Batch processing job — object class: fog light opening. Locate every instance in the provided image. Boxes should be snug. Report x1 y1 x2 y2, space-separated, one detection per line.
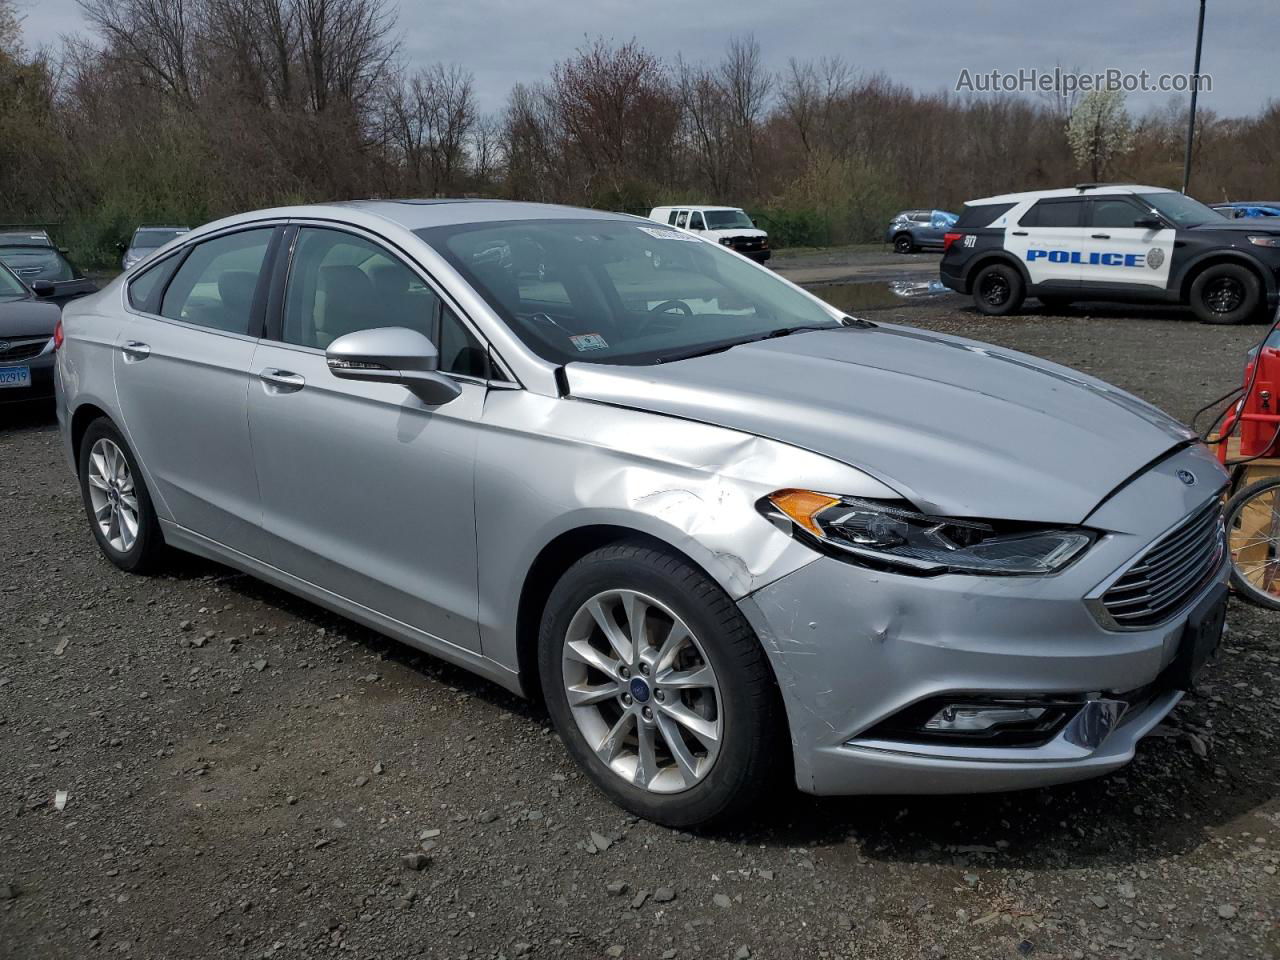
864 695 1083 747
924 704 1047 734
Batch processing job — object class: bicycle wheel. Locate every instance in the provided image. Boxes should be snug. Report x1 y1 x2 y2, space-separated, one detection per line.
1225 476 1280 610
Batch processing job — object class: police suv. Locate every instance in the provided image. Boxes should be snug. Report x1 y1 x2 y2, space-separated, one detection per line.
939 184 1280 324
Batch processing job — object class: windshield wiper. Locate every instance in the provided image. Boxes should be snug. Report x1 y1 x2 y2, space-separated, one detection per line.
655 323 841 364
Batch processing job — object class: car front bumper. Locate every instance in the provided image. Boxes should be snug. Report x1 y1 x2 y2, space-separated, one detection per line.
737 443 1229 796
0 348 55 404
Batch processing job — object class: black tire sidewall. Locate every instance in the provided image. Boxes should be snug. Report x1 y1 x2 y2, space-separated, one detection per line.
1225 477 1280 610
894 234 914 254
972 264 1025 316
78 419 162 573
537 543 783 828
1191 264 1261 325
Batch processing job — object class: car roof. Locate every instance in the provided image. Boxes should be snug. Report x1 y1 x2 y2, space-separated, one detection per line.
188 199 643 239
653 204 743 212
965 185 1175 205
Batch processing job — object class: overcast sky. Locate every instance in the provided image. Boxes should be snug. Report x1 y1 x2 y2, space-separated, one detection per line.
14 0 1278 117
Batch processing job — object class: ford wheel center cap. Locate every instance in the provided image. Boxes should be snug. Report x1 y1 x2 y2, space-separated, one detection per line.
629 676 651 703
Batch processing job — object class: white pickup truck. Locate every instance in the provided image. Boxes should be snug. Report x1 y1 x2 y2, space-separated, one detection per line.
648 205 770 263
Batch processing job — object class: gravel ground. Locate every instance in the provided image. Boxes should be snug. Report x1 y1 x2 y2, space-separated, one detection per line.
2 273 1278 960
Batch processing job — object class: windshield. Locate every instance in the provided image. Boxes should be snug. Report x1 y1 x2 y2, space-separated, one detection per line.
134 229 185 249
703 209 754 230
1136 192 1225 228
0 262 27 299
417 219 842 365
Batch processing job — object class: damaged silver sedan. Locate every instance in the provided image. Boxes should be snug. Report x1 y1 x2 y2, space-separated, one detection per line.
56 200 1230 826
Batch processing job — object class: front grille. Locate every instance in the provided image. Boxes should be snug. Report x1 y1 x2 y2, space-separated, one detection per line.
1100 498 1224 628
0 337 50 363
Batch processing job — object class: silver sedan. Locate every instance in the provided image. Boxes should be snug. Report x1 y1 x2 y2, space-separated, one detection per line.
55 200 1230 826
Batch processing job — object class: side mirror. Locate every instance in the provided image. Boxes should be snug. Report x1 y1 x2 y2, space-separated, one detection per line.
326 326 462 406
1134 216 1164 230
30 279 56 297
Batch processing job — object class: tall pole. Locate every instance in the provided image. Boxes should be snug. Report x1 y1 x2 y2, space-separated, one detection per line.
1181 0 1207 194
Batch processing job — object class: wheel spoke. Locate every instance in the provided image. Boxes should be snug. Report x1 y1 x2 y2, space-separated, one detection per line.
658 663 715 690
621 593 650 657
656 713 699 787
566 680 621 707
653 620 690 672
588 598 633 664
88 472 110 492
659 700 719 748
595 711 634 765
565 639 621 681
633 719 658 787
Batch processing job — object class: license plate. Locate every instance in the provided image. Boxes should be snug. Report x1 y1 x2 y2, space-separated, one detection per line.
0 365 31 388
1170 582 1228 689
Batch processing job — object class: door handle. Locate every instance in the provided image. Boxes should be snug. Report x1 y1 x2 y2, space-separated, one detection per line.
120 341 150 361
258 368 306 392
1011 231 1028 236
1091 233 1111 239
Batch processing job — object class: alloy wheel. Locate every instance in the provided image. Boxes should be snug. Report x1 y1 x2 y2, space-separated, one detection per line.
560 589 722 794
980 273 1010 306
86 438 139 553
1204 276 1244 314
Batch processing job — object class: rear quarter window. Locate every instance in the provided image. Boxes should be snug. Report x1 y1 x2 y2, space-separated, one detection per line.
955 203 1016 228
127 254 182 313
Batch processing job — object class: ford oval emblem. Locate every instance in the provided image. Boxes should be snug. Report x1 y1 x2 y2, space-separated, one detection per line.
1176 469 1196 486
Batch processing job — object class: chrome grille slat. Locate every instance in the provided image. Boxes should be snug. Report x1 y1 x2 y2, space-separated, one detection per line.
1100 498 1224 628
0 337 50 363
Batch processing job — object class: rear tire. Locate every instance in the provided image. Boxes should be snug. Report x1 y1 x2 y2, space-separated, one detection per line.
972 263 1026 316
1190 263 1261 325
538 540 786 828
893 234 915 254
78 418 164 573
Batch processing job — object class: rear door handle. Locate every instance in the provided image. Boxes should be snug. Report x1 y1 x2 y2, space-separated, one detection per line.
1011 230 1028 236
120 341 150 361
258 368 305 392
1091 233 1111 239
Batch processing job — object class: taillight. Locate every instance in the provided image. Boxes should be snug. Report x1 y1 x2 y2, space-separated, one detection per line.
53 317 64 350
943 232 963 252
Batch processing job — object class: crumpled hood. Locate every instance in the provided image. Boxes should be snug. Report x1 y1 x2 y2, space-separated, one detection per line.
564 323 1195 524
0 297 60 337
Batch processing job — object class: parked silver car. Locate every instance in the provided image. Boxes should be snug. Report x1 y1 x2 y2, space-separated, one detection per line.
121 226 190 271
56 200 1230 826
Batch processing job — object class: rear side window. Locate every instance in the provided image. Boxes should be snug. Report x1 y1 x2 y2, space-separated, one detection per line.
675 211 689 228
1019 199 1085 228
666 211 679 225
127 255 181 313
161 229 274 334
955 203 1015 228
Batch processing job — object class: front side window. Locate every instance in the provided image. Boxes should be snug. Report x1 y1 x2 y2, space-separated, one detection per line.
283 228 438 349
417 219 844 366
160 229 274 334
703 209 754 230
1089 198 1144 228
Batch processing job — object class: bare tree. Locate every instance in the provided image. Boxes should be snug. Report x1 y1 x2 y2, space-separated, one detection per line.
76 0 197 101
718 34 771 192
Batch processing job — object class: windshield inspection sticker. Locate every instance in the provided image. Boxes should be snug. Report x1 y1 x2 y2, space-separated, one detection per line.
570 333 610 352
637 226 700 243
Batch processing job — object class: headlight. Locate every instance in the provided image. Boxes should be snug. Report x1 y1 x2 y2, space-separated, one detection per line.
1247 235 1280 248
763 489 1095 576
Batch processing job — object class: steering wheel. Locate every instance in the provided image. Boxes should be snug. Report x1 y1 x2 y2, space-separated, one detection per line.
649 299 693 316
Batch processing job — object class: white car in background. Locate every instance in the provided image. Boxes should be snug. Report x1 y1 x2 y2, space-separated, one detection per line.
649 205 770 263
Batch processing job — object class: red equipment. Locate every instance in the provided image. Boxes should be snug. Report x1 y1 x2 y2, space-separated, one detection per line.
1217 335 1280 464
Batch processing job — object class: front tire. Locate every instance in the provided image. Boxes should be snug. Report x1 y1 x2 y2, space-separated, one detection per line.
538 541 785 827
972 263 1026 316
78 418 164 573
893 233 915 254
1190 263 1261 325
